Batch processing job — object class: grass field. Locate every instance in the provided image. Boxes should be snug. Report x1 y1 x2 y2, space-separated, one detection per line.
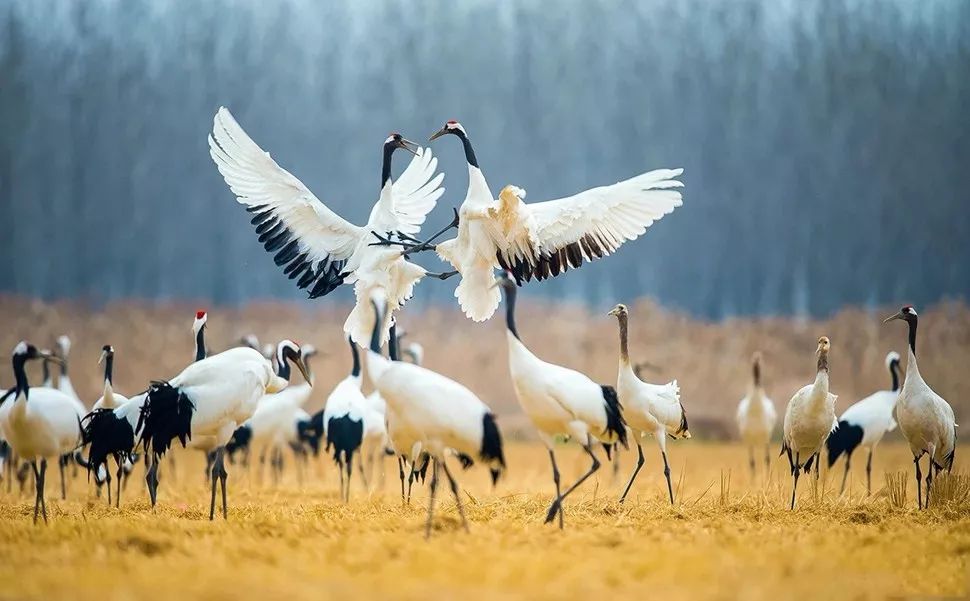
0 442 967 601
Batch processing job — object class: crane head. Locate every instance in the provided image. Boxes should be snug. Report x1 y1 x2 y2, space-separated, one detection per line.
429 120 467 141
384 132 418 156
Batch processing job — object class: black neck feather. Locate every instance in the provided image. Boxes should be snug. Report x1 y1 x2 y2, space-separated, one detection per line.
103 354 114 385
454 130 479 168
369 301 383 354
502 283 519 340
389 324 400 362
907 317 917 356
381 143 395 189
13 356 29 398
195 327 206 362
42 358 50 383
349 337 360 377
277 351 291 381
889 359 900 391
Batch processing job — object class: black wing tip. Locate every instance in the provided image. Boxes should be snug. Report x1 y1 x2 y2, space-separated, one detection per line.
138 382 194 459
825 420 863 468
325 415 364 464
600 385 629 449
480 413 506 484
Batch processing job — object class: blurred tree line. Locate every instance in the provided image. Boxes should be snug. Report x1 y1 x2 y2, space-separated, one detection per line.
0 0 967 318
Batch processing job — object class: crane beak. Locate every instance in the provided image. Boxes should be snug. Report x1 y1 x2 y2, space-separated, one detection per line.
295 355 312 386
398 138 419 156
883 311 903 323
607 308 619 317
98 349 108 365
428 126 449 142
41 351 65 366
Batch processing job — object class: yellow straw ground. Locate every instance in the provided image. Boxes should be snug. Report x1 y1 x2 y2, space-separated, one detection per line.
0 442 967 601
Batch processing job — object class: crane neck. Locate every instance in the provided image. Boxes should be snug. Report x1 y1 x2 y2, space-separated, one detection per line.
453 130 479 168
381 143 396 189
889 359 900 392
906 317 917 357
12 355 29 400
59 355 68 377
813 356 829 396
501 283 520 340
103 353 114 386
42 358 51 386
388 324 400 362
195 325 206 362
349 337 361 377
276 351 292 381
616 314 631 367
752 359 761 388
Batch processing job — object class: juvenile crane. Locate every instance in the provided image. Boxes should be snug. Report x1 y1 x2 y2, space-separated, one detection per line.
209 107 446 346
496 274 627 527
386 120 683 321
884 305 956 508
782 336 838 510
607 304 689 505
826 351 901 494
736 352 777 477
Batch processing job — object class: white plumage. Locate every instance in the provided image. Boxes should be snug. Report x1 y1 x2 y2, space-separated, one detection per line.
367 304 506 537
425 121 683 321
884 305 957 509
825 351 901 494
736 352 777 477
208 107 444 346
0 342 83 523
496 275 625 527
139 340 310 519
608 304 689 505
782 336 838 510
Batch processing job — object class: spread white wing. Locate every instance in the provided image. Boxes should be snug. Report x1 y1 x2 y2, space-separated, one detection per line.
497 168 683 282
209 107 365 298
367 148 445 235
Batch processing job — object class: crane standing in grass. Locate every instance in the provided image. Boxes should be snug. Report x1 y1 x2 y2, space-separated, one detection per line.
884 305 956 509
826 351 901 495
495 273 627 527
607 303 689 505
736 352 777 478
782 336 838 510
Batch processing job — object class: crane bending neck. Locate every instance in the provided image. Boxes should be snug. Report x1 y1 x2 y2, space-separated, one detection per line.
12 356 29 400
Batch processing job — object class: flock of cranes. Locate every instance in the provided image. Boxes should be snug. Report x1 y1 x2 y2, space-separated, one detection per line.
0 107 958 533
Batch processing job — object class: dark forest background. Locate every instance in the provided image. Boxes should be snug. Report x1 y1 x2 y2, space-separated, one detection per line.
1 0 968 319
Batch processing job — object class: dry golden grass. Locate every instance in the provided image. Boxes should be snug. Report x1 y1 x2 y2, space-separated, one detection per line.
0 442 967 601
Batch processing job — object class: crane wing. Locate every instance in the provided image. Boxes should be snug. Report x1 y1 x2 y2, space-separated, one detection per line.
367 148 445 235
496 169 683 283
209 107 365 298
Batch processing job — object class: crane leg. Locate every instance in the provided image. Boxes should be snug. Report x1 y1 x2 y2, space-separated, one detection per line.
790 452 800 510
748 446 756 479
440 459 469 533
618 441 645 504
544 441 600 524
345 453 354 503
914 454 923 510
764 445 771 476
865 450 873 496
116 460 124 508
105 467 112 506
397 456 406 506
59 456 67 500
547 449 564 529
207 447 228 520
662 451 675 504
840 452 851 494
146 456 160 508
814 453 820 482
424 460 440 539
